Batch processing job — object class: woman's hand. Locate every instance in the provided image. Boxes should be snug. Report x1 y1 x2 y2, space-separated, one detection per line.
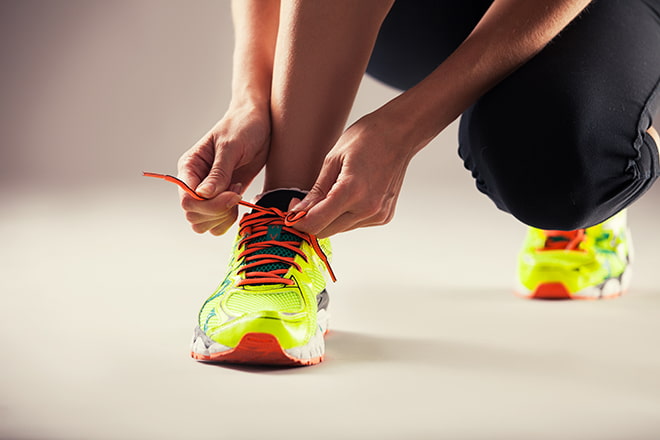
177 103 271 235
290 111 416 238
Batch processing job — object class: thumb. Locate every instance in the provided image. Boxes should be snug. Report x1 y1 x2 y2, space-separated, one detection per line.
196 147 241 199
291 157 341 214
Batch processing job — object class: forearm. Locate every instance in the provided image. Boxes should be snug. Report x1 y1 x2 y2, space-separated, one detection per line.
230 0 279 107
379 0 593 154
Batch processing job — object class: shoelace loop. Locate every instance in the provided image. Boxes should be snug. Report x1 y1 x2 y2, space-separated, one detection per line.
143 172 336 284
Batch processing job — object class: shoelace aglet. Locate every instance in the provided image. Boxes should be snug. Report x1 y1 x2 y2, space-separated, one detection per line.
315 240 337 282
143 172 208 201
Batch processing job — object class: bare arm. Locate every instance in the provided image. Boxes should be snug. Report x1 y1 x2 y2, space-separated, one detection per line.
176 0 279 235
294 0 594 237
229 0 279 107
381 0 593 153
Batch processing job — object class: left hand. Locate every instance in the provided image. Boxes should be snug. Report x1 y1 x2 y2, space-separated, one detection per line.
290 112 416 238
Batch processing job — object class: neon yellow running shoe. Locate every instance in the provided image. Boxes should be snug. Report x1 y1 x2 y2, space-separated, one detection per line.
516 210 632 300
190 190 335 366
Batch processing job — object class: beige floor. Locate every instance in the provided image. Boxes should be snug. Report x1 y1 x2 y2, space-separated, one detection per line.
1 2 660 439
2 141 660 440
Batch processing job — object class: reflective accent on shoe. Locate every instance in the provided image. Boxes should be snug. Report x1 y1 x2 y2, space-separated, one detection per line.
516 210 632 300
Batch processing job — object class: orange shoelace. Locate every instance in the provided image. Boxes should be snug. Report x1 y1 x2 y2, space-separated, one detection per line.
542 229 585 251
143 172 336 284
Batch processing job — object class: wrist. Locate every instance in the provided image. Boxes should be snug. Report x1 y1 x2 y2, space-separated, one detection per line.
372 93 449 158
228 87 271 117
230 81 271 108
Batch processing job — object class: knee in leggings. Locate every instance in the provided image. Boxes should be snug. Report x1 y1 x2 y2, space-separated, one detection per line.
478 135 628 231
499 174 605 231
461 94 659 231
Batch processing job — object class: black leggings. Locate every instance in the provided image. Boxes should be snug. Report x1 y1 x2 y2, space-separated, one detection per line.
367 0 660 230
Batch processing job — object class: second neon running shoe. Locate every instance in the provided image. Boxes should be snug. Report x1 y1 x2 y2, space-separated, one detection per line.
516 210 632 300
190 189 335 366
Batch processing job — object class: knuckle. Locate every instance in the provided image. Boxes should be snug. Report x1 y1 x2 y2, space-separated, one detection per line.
309 181 328 199
180 196 196 212
370 209 388 224
185 211 201 223
176 152 191 170
292 219 318 236
361 199 381 217
191 223 208 234
207 166 231 183
210 216 237 236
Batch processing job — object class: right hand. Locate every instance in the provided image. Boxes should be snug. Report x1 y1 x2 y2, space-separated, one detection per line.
177 103 271 235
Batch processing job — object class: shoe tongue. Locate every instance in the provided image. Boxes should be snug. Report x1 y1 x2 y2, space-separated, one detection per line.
255 189 307 212
247 189 307 283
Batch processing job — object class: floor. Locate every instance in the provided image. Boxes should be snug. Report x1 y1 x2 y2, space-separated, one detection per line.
1 2 660 439
2 138 660 439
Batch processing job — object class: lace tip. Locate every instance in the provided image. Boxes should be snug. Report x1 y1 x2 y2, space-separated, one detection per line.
144 171 207 201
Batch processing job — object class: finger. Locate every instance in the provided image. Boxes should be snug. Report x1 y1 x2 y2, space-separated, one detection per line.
181 190 241 216
314 211 362 238
288 197 302 211
230 153 268 196
184 206 237 224
315 202 391 238
188 204 239 233
290 159 352 234
177 143 214 191
293 182 355 235
208 213 239 236
196 143 243 199
291 157 341 214
312 191 397 237
191 219 223 234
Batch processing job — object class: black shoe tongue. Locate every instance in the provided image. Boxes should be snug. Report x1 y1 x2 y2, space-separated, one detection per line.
255 189 307 212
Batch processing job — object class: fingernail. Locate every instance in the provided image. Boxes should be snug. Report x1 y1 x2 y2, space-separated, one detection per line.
226 193 242 208
288 197 301 211
292 199 311 213
229 183 243 194
197 183 215 198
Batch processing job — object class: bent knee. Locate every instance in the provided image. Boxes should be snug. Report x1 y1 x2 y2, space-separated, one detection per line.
504 188 604 231
491 156 654 230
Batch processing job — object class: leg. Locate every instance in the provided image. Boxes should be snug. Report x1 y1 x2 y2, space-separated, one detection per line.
192 1 394 367
456 0 660 299
458 0 660 230
649 125 659 153
367 0 492 90
264 0 394 191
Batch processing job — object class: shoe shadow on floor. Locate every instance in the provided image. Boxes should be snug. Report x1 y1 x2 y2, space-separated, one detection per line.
322 330 659 398
199 327 658 401
325 329 529 368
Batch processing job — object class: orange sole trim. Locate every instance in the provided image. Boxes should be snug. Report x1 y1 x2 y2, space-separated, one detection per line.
532 282 572 300
516 283 624 300
191 333 323 367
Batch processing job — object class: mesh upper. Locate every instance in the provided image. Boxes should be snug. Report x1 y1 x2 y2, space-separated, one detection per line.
225 290 303 314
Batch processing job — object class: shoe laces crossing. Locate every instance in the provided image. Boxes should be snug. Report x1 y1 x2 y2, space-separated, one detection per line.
541 229 586 251
143 172 336 285
234 200 337 285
